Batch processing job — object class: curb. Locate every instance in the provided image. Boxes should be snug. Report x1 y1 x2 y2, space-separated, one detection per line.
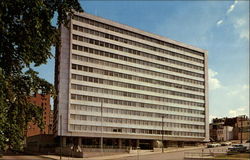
41 146 206 160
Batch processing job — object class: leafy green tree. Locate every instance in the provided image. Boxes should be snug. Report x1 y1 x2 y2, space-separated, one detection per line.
0 0 83 151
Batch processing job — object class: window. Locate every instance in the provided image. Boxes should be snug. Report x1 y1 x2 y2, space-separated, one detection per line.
72 64 76 69
72 44 77 50
132 129 136 133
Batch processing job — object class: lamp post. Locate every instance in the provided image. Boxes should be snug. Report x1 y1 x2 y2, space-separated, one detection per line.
240 116 243 144
60 114 62 160
161 115 164 153
101 100 103 154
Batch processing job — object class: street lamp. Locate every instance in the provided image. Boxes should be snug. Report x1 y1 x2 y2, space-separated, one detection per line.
60 114 62 160
161 115 164 153
100 100 103 154
240 116 243 144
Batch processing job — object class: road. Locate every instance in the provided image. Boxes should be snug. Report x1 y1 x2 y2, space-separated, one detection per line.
108 146 229 160
0 155 53 160
0 145 233 160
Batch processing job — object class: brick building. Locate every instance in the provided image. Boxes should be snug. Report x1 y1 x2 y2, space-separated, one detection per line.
232 115 250 141
49 110 54 134
27 94 51 137
210 115 250 142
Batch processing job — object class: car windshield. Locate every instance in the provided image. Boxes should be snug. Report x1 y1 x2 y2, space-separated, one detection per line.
232 145 242 147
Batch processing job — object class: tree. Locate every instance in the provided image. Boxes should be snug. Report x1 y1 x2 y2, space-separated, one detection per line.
0 0 83 151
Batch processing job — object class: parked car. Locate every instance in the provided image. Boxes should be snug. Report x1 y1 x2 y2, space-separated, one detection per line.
221 142 232 146
228 144 247 153
216 143 221 147
207 143 220 148
207 143 216 148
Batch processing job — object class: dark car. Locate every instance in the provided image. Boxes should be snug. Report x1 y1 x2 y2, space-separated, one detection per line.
228 144 247 153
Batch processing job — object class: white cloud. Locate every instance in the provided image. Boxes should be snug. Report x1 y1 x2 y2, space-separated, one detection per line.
216 20 223 26
227 0 238 14
228 106 248 117
233 17 249 40
242 85 249 89
209 115 217 123
226 1 249 40
208 69 221 90
216 0 248 40
227 90 238 96
235 17 246 26
239 29 249 40
227 84 249 96
210 83 249 119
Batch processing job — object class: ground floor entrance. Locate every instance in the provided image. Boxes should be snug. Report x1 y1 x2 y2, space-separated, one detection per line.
58 136 201 150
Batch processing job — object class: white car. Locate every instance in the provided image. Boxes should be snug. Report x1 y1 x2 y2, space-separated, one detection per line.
207 143 220 148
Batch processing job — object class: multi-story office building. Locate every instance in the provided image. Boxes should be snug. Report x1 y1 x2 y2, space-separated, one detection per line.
54 12 209 148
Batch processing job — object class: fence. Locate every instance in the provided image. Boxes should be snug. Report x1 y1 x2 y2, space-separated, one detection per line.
80 145 127 149
184 148 228 159
82 148 128 152
206 148 228 153
184 152 212 158
63 145 129 152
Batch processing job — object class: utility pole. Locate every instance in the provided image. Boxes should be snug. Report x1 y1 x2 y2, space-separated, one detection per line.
101 100 103 154
161 115 164 153
60 115 62 160
240 116 243 144
226 126 228 141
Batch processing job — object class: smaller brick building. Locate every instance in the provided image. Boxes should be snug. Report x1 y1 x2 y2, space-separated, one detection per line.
210 115 250 142
48 110 54 134
27 94 51 137
232 115 250 141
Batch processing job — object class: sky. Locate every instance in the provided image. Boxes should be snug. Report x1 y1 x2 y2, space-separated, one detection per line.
37 0 249 122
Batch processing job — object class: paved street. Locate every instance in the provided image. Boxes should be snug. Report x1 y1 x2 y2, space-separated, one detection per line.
0 155 53 160
109 150 186 160
0 145 232 160
108 146 229 160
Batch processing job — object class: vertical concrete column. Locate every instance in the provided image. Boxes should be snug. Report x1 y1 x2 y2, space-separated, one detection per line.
204 52 210 142
118 139 122 149
128 139 132 149
78 137 82 146
112 139 116 147
62 136 67 147
178 141 184 148
153 140 158 148
136 139 140 148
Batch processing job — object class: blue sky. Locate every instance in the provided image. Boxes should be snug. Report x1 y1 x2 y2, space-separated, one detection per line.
37 0 249 121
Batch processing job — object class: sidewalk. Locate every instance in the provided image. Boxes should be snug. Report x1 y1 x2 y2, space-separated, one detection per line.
42 146 206 160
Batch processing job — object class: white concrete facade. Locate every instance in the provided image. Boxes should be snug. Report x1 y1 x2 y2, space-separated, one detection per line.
54 12 209 145
223 126 234 141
